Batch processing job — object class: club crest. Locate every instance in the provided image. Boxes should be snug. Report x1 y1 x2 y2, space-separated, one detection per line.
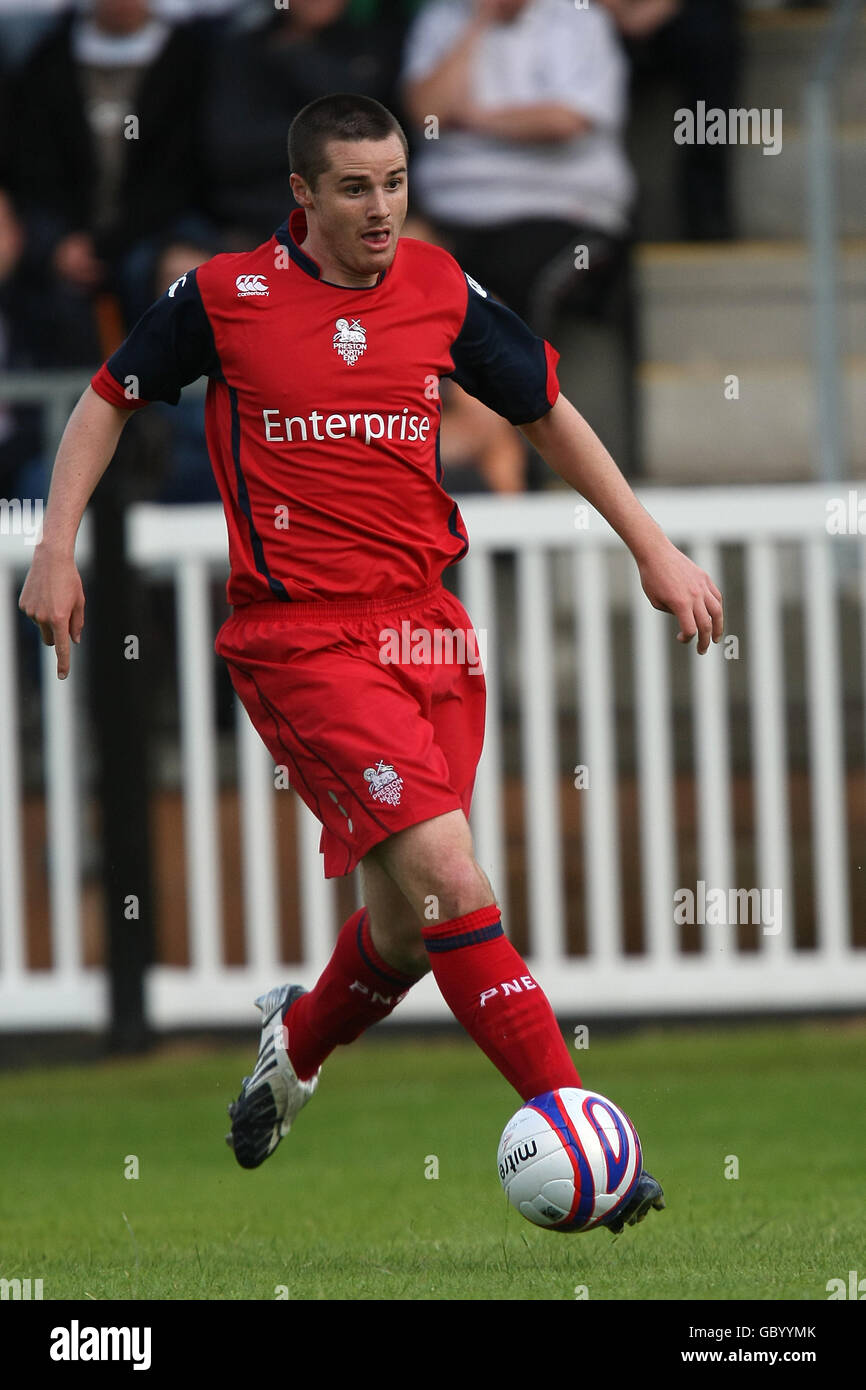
363 760 403 806
333 317 367 365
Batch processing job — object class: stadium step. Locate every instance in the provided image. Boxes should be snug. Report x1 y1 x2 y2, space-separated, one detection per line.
633 240 866 481
638 355 866 483
732 123 866 241
637 240 866 364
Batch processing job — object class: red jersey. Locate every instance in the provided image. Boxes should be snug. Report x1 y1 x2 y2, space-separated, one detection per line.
91 209 560 605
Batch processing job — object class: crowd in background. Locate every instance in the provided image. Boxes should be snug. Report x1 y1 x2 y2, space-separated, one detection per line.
0 0 742 507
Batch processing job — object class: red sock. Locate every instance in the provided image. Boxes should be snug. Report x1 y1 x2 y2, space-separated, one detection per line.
284 907 416 1080
422 905 581 1101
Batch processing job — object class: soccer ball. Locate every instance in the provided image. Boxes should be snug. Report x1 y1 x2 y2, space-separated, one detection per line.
497 1087 642 1233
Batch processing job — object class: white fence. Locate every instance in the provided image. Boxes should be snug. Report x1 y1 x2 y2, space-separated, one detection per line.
1 485 865 1030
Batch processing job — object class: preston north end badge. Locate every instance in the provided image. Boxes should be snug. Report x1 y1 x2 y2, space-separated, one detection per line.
333 317 367 365
363 760 403 806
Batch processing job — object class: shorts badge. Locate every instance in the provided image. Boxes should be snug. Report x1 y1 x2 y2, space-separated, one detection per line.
364 760 403 806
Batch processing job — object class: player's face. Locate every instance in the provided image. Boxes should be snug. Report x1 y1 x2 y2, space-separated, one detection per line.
292 135 408 287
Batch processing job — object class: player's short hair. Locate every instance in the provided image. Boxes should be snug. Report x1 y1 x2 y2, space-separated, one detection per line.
288 94 409 190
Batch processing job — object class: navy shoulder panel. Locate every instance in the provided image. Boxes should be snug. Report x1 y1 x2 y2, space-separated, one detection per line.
448 272 556 425
105 267 221 406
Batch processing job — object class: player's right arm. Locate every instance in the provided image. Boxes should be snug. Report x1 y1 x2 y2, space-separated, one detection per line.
19 265 220 679
19 387 137 679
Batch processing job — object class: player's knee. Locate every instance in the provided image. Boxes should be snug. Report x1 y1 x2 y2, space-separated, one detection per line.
369 811 495 921
419 853 495 924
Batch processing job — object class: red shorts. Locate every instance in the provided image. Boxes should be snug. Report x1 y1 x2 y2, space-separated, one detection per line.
215 581 487 877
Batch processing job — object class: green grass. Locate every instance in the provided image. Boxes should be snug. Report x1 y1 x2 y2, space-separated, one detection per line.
1 1020 863 1301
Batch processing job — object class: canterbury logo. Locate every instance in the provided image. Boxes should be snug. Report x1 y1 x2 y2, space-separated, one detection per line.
236 274 269 297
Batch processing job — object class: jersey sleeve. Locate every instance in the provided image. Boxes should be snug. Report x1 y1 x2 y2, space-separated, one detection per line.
90 267 220 410
448 271 560 426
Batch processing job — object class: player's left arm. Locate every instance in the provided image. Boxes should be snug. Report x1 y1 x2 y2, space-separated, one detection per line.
520 394 723 653
447 267 722 651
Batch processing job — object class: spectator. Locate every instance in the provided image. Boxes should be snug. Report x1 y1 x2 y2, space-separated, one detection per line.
402 0 635 327
0 188 43 502
5 0 215 338
0 186 105 504
201 0 408 248
0 2 71 73
603 0 741 240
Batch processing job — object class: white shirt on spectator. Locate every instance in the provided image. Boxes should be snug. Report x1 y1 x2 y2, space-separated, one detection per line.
0 1 234 11
403 0 635 234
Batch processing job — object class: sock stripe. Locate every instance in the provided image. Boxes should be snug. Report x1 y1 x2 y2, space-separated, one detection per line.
356 911 416 988
421 903 580 1099
422 903 502 939
424 921 504 954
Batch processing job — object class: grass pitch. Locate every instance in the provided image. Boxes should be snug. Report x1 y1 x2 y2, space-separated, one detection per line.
0 1020 862 1301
